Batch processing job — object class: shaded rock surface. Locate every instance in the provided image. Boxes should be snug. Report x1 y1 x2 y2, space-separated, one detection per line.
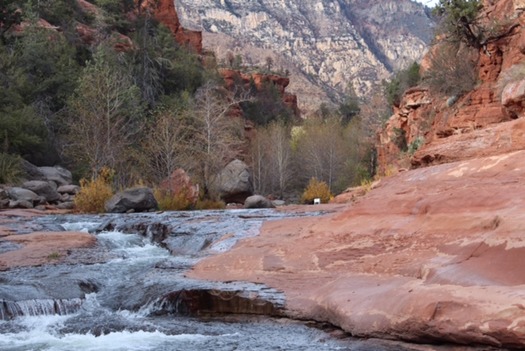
244 195 275 209
214 159 253 204
7 188 39 205
104 187 158 213
22 181 60 203
190 150 525 348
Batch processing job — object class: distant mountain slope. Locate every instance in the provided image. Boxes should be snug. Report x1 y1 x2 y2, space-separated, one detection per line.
175 0 435 114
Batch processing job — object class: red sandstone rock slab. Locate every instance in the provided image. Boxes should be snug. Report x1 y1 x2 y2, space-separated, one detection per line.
0 231 95 270
413 118 525 167
190 150 525 347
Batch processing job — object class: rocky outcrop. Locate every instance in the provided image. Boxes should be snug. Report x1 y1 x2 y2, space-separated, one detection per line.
175 0 434 114
220 69 299 116
377 0 525 173
105 187 158 213
143 0 202 54
191 150 525 348
213 159 253 204
1 164 78 210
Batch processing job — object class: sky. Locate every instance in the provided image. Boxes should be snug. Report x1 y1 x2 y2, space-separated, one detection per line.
414 0 440 7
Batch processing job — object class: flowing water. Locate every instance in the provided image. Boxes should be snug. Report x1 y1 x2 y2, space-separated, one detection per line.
0 210 500 351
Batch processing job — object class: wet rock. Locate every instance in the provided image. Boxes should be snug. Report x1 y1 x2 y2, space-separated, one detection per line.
22 181 61 203
152 289 284 316
214 159 253 204
105 187 158 213
244 195 275 209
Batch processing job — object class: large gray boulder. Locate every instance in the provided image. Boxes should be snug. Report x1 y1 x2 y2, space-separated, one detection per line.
20 160 46 181
22 180 61 203
7 187 39 204
244 195 275 209
57 185 80 195
214 160 253 204
38 166 73 186
105 187 158 213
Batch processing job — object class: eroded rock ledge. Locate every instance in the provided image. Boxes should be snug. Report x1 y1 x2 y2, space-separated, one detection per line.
190 150 525 348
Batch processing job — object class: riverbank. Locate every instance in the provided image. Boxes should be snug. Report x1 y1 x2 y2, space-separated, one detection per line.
190 150 525 349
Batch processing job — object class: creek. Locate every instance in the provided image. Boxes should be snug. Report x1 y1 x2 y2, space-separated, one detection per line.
0 209 496 351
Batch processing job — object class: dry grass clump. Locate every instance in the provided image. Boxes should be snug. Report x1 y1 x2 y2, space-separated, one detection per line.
154 188 194 211
74 167 114 213
194 199 226 210
301 177 332 204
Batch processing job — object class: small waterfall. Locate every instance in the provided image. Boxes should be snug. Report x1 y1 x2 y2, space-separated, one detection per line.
0 298 83 320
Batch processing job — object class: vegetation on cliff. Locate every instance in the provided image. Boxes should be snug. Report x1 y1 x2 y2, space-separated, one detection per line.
0 0 373 204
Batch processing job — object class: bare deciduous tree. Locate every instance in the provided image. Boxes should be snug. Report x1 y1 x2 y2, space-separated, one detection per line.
251 121 293 198
65 48 144 185
186 81 252 197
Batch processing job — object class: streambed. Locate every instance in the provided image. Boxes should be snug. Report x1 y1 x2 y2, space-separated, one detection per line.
0 210 502 351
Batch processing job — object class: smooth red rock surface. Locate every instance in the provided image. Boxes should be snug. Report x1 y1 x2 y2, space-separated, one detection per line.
0 210 95 270
0 231 95 270
190 150 525 347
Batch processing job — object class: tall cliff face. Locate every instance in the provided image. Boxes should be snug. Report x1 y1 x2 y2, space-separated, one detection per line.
377 0 525 174
174 0 434 114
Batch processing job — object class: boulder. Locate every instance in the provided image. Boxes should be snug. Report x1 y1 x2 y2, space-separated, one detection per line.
7 187 39 204
214 160 253 204
272 200 286 207
57 185 80 195
158 169 199 204
22 181 61 203
105 187 158 213
20 160 46 181
38 166 73 186
57 202 75 210
8 200 33 209
244 195 275 209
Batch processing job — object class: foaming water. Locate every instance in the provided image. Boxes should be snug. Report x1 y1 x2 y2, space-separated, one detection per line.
0 210 473 351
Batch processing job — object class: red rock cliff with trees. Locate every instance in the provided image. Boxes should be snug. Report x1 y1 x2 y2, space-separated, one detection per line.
377 0 525 173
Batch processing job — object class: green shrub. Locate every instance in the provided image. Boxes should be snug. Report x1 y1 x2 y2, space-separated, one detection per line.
0 153 23 185
408 136 425 155
424 43 477 97
384 62 421 106
74 167 114 213
301 178 332 204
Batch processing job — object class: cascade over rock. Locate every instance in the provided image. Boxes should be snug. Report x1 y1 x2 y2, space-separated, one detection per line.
191 150 525 348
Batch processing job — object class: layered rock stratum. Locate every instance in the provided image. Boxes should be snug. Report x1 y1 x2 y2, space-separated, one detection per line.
174 0 434 113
